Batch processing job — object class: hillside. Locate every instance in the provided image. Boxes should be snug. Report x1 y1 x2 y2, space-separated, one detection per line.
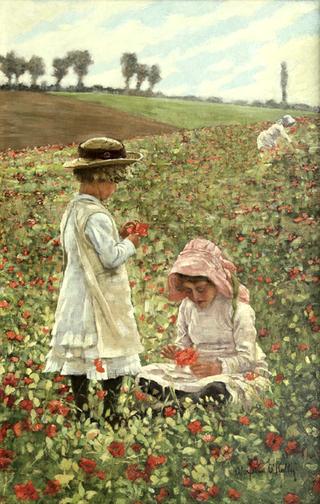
0 91 177 150
55 91 317 129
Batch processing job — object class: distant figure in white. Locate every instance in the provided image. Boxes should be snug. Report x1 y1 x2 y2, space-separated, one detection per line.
257 115 296 151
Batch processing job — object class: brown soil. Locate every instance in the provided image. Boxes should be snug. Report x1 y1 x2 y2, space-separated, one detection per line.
0 91 178 150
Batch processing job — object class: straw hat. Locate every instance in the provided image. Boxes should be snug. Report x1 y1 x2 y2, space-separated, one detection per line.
63 137 143 170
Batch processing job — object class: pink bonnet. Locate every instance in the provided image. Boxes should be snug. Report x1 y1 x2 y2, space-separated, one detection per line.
168 238 249 303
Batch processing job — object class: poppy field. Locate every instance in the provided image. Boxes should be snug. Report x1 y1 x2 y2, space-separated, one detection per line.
0 117 319 503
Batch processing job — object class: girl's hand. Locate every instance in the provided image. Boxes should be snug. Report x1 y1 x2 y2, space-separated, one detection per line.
161 344 178 360
127 233 140 247
120 221 137 239
190 360 222 378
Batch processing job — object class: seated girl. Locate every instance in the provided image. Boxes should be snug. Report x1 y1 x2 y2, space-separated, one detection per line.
137 238 270 408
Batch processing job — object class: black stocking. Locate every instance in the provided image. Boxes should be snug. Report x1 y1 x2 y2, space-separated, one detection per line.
70 375 89 418
101 376 123 420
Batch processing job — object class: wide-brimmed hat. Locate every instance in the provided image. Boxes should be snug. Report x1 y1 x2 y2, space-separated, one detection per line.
63 137 143 170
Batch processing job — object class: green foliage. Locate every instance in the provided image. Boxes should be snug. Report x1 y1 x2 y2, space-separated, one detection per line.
0 116 319 502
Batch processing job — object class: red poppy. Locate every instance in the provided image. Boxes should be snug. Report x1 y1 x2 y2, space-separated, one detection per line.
96 390 107 400
95 470 106 480
108 441 126 458
175 347 198 367
0 456 13 470
264 398 275 408
202 434 215 443
134 390 149 401
239 416 250 425
45 424 58 438
43 480 61 495
308 406 320 419
283 493 300 504
271 342 281 352
210 447 220 459
146 454 167 470
248 457 264 473
47 400 70 416
284 440 300 455
313 474 320 494
93 359 105 373
297 343 309 351
265 432 284 451
126 222 149 237
131 443 142 453
164 406 177 417
228 488 241 500
3 373 19 387
14 481 39 501
155 487 169 503
187 420 202 434
79 457 97 474
275 373 284 384
19 399 34 412
208 485 220 497
244 371 256 381
182 477 192 487
125 463 146 481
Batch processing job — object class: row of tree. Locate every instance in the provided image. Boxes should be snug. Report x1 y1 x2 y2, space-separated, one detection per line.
0 50 162 93
120 53 161 92
0 50 93 88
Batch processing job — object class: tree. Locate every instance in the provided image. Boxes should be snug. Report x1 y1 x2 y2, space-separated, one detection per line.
280 61 288 104
28 55 45 86
135 63 149 91
147 64 161 92
52 57 70 88
67 50 93 89
120 52 138 90
13 54 27 85
0 51 21 86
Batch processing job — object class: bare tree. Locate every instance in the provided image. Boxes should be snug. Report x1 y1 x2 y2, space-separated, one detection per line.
147 64 161 92
280 61 288 104
120 52 138 90
52 57 70 88
67 50 93 89
136 63 149 91
28 55 45 86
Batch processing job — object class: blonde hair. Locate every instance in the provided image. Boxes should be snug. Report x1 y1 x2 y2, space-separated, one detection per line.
73 165 129 183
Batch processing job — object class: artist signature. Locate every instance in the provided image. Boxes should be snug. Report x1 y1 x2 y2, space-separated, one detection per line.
234 461 297 481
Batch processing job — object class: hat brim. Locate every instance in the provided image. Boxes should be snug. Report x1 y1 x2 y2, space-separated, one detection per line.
63 151 143 170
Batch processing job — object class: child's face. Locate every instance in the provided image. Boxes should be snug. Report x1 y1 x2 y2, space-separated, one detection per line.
98 181 117 200
182 280 217 309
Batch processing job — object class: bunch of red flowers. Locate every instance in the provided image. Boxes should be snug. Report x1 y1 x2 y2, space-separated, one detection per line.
174 347 198 367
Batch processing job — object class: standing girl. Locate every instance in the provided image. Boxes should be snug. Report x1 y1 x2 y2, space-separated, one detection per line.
44 137 144 423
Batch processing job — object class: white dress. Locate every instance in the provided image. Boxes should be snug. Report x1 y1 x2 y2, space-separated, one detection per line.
137 294 270 406
44 193 142 380
257 123 291 150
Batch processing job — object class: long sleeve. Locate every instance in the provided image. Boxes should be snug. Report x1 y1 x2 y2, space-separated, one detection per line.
85 212 135 269
279 125 291 143
218 304 257 374
175 300 193 348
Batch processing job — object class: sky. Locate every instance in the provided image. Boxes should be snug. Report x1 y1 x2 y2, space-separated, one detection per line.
1 0 319 105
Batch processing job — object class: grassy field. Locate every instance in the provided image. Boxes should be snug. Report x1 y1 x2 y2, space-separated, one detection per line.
0 116 319 502
53 92 316 129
